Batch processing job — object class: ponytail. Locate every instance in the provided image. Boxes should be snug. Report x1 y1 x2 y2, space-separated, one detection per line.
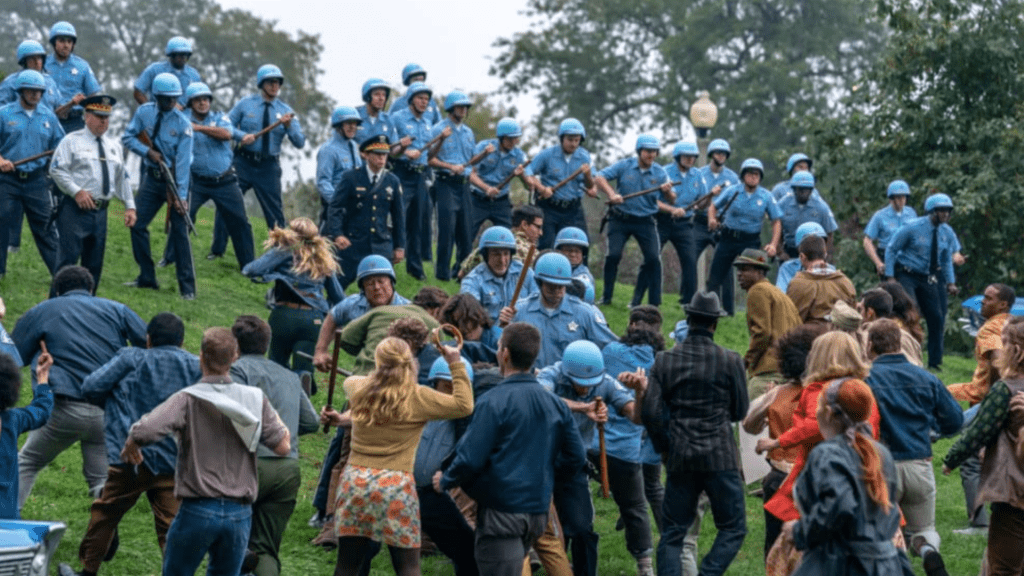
852 430 891 512
824 378 891 512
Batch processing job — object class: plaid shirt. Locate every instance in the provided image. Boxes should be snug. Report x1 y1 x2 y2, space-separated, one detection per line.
944 379 1012 470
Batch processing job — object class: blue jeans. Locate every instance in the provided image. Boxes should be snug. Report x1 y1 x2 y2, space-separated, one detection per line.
657 470 746 576
163 497 252 576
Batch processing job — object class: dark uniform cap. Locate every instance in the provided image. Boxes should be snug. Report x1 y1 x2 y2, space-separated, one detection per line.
360 134 390 154
82 95 116 117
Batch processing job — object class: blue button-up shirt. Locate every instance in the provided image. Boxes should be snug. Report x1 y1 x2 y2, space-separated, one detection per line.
572 263 595 286
885 216 958 283
430 118 475 176
865 204 918 250
0 101 64 172
12 290 147 397
599 342 656 462
329 291 411 327
134 61 202 107
0 383 52 518
713 185 782 234
777 193 839 247
525 144 594 202
188 110 240 177
229 94 306 155
316 133 361 203
0 71 63 111
472 139 526 196
511 293 617 369
353 105 399 146
45 54 102 114
389 93 442 126
664 163 709 210
599 158 667 218
698 165 738 214
81 346 201 475
122 103 193 200
538 365 634 448
391 108 433 167
243 248 344 314
774 259 802 293
459 259 536 323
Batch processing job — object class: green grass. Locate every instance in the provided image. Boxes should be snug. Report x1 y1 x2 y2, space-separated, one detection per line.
4 207 985 575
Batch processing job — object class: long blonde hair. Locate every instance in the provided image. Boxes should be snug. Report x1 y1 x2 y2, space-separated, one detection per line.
264 217 338 280
350 337 417 427
803 331 869 384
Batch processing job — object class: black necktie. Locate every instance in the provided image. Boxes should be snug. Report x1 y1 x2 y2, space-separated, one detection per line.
930 225 940 275
262 103 271 157
371 173 377 187
97 136 109 198
150 112 164 161
348 141 357 168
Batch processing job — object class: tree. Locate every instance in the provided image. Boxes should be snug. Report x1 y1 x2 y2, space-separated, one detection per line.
490 0 883 172
808 0 1024 296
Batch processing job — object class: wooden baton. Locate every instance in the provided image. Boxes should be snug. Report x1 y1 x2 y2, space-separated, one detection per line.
12 150 54 167
250 117 286 141
508 244 537 313
323 329 343 433
607 180 682 204
595 396 610 498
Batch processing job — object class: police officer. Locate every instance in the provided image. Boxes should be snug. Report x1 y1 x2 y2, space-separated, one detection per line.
45 21 103 133
594 134 674 307
696 138 738 279
354 78 409 153
499 253 617 369
219 64 306 257
706 158 782 316
524 118 595 251
0 41 63 110
468 117 527 239
133 37 201 108
884 193 960 370
554 226 595 285
770 152 821 201
316 106 363 230
391 82 440 280
775 222 827 293
428 91 477 280
776 170 838 259
388 63 442 125
0 70 64 281
50 95 136 291
325 134 405 290
459 226 536 325
122 73 195 298
864 179 917 277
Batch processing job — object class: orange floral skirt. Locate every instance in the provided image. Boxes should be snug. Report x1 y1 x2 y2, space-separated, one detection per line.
334 464 421 548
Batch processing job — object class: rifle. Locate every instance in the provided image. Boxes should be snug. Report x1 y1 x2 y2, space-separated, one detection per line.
12 150 54 167
137 130 197 236
595 396 610 498
323 330 343 433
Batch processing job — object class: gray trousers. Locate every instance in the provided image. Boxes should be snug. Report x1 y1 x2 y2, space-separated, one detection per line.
895 458 941 554
18 397 107 510
475 507 547 576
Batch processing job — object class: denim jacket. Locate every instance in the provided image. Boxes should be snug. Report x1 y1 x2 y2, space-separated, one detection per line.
243 249 343 314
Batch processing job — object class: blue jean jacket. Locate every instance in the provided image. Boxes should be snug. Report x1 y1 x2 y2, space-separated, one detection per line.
242 249 343 314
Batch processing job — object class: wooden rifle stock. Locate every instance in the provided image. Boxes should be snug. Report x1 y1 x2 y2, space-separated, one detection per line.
324 330 343 433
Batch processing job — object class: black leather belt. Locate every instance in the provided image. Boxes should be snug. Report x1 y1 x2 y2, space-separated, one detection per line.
436 172 467 184
538 197 581 210
393 161 426 174
898 265 940 284
472 190 509 203
720 228 760 242
4 167 46 181
193 169 236 185
237 150 278 163
146 167 166 181
610 210 655 223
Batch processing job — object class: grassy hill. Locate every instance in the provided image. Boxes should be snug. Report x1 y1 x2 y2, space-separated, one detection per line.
4 206 983 575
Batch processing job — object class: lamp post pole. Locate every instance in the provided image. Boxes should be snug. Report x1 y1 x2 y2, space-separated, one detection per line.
689 91 719 294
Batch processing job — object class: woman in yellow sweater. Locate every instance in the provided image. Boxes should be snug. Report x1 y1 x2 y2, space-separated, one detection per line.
321 336 473 576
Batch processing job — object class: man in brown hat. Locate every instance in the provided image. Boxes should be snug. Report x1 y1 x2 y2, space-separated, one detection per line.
734 249 801 397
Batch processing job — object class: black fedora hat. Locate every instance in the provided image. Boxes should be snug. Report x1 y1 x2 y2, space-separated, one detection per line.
684 291 726 318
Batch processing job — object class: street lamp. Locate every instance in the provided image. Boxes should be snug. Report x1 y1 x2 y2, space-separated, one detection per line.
689 91 718 168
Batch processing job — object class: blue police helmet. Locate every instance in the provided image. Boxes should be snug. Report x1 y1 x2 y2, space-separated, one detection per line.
786 153 812 174
184 82 213 104
257 64 285 89
794 222 827 246
443 91 472 112
330 105 361 127
49 21 77 43
740 158 764 178
635 134 661 152
925 193 954 213
790 170 815 189
554 227 589 249
14 70 46 92
152 73 182 97
560 341 605 387
479 226 516 252
428 356 474 384
672 141 699 158
496 117 522 139
558 118 586 141
534 253 573 286
572 276 595 305
405 81 432 101
402 63 427 86
16 41 46 67
165 36 193 56
356 255 396 286
361 78 390 103
707 138 731 157
887 179 910 198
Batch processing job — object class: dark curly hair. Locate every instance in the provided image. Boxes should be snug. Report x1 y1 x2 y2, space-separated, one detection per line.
774 323 828 383
440 293 492 336
413 286 450 312
387 317 430 354
879 280 923 343
0 352 23 412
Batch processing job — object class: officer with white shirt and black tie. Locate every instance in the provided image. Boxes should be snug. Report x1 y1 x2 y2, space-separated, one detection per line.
49 94 136 292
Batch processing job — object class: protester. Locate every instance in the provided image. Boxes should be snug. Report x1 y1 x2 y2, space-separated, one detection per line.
0 349 52 519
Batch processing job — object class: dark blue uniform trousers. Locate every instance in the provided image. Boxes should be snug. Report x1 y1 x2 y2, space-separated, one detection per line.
635 215 698 305
130 172 196 295
0 172 58 276
603 214 662 306
55 197 109 290
468 192 512 241
706 228 760 316
211 155 284 255
164 174 255 269
896 268 947 368
538 200 587 251
432 175 471 281
393 163 427 279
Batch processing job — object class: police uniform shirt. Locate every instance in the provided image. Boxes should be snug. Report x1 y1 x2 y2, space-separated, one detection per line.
537 367 634 447
699 164 739 194
777 192 839 247
865 204 918 250
598 157 668 218
525 144 594 202
389 92 442 126
774 258 803 293
771 178 822 202
189 109 239 177
884 216 957 284
713 184 782 234
329 292 411 327
472 138 526 196
229 94 306 156
391 108 433 167
664 162 709 210
134 61 202 107
45 53 102 114
430 118 475 176
122 103 193 200
0 71 63 111
0 101 64 171
325 166 405 249
511 292 617 369
459 259 537 323
353 105 399 146
316 133 362 204
49 128 134 208
572 264 595 286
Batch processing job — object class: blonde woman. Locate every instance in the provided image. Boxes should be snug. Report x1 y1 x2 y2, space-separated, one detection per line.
321 337 473 576
242 217 343 384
